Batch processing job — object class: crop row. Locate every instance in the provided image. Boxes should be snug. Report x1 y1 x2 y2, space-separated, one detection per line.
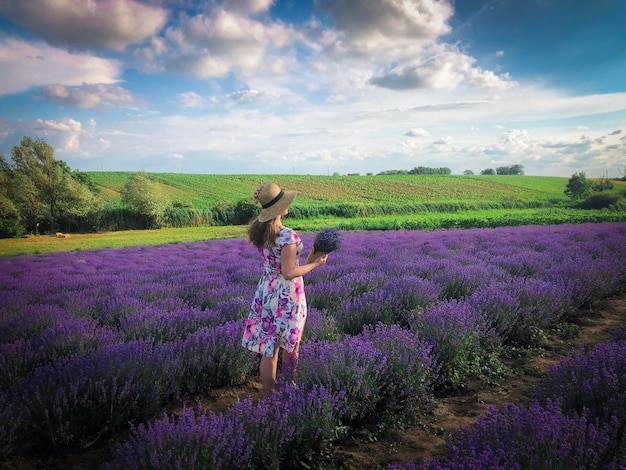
88 173 570 209
1 223 625 467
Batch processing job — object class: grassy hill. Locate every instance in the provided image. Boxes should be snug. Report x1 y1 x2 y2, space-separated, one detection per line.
88 172 570 211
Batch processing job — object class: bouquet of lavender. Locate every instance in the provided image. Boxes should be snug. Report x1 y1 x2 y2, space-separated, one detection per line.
313 228 342 254
307 228 341 263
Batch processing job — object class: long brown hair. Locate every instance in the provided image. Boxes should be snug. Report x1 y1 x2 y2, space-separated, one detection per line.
248 216 280 248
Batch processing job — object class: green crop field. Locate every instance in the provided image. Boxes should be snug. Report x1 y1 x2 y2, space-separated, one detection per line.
89 172 569 209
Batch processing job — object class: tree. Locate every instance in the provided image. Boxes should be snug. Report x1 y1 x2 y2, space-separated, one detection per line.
481 168 496 175
463 170 474 175
496 164 524 175
9 137 66 231
0 137 102 236
0 157 23 237
564 172 593 199
56 177 102 232
408 166 452 175
121 171 167 228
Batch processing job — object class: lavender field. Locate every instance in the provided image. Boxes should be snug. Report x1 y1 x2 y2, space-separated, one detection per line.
1 223 626 468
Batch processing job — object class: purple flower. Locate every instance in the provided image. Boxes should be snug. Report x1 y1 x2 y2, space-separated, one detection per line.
313 228 342 253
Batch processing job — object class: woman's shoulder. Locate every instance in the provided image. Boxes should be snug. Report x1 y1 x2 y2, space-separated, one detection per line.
277 225 300 245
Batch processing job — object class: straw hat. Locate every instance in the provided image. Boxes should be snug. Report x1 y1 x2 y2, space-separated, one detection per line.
254 183 297 222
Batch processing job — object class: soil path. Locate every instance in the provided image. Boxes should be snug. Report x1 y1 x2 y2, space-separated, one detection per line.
8 297 626 470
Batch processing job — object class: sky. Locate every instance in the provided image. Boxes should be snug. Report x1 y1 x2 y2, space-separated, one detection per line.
0 0 625 178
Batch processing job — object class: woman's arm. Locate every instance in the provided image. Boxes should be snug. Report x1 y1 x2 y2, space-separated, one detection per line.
281 243 327 280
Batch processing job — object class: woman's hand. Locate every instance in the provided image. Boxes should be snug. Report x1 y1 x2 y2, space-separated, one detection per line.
313 252 328 267
283 245 328 279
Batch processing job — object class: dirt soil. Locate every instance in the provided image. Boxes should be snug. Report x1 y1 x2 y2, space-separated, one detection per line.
6 296 626 470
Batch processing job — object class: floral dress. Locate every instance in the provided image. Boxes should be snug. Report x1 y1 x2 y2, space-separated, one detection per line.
242 226 307 357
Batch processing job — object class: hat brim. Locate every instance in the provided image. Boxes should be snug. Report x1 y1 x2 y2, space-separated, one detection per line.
257 189 297 222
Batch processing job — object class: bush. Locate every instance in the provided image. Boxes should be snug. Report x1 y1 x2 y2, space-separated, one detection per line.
298 336 385 422
15 340 180 447
416 400 616 470
301 307 342 343
576 192 620 209
533 341 626 428
0 196 24 237
0 388 25 458
334 276 440 335
298 327 436 423
176 322 258 394
410 299 497 389
107 385 346 470
360 324 436 419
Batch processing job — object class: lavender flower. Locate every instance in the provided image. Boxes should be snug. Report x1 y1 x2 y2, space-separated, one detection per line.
419 400 615 469
0 388 24 458
298 336 385 421
107 385 346 469
533 341 626 428
411 299 495 389
313 228 342 253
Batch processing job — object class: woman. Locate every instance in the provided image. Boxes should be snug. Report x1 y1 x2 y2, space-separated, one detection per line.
242 183 328 397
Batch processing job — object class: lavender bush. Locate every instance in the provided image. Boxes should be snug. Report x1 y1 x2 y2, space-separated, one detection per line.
118 298 241 342
176 321 257 394
415 400 616 470
410 299 497 389
0 317 119 389
360 324 436 419
0 388 24 458
334 276 440 335
16 339 180 447
433 263 506 301
107 385 346 470
301 307 342 343
298 335 385 422
0 304 69 343
298 325 436 423
533 341 626 430
467 280 522 345
469 276 574 346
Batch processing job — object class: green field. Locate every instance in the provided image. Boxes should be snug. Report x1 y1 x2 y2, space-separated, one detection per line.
88 172 570 209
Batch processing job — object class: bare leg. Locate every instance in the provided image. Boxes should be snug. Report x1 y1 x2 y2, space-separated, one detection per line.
260 348 279 398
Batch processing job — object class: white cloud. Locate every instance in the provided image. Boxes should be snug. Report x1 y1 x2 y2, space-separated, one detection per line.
405 128 428 137
319 0 452 43
41 84 139 109
222 0 273 15
0 38 121 96
178 91 207 109
0 0 167 51
432 136 452 145
137 8 302 79
369 45 513 91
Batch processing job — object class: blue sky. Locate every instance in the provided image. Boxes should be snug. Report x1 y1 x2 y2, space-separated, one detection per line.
0 0 624 177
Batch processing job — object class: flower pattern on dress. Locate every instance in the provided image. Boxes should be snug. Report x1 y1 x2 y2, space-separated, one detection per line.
242 226 306 357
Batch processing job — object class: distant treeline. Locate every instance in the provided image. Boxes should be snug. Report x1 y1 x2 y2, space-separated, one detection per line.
378 166 453 175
